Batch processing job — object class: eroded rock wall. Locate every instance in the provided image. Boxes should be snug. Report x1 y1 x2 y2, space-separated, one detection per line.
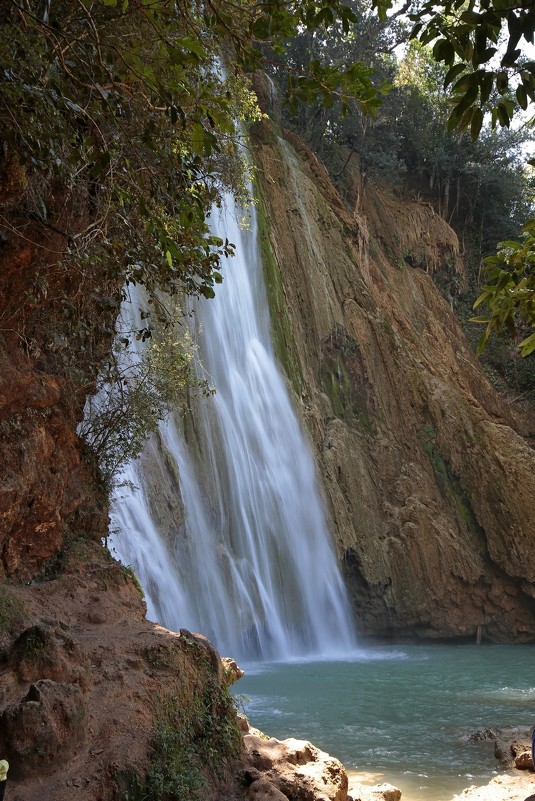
253 120 535 642
0 556 242 801
0 160 113 580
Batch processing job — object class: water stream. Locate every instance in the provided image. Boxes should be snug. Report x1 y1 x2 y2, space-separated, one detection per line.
109 193 356 661
239 645 534 800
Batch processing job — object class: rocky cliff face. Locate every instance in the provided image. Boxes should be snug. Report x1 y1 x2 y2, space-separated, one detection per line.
0 159 113 581
0 159 242 800
2 102 535 799
252 119 535 643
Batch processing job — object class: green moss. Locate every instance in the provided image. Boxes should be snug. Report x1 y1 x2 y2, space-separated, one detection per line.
422 422 436 440
0 588 25 636
320 356 371 432
119 564 145 599
124 647 241 801
419 424 483 541
253 162 304 398
320 328 373 433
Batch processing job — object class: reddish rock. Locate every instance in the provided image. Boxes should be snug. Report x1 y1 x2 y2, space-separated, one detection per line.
0 679 87 779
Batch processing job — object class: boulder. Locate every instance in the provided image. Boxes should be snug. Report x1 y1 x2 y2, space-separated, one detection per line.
248 777 291 801
513 750 533 770
349 781 402 801
467 726 533 770
243 733 348 801
222 656 245 686
366 784 402 801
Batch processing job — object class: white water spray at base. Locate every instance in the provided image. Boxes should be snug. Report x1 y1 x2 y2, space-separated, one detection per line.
110 194 356 660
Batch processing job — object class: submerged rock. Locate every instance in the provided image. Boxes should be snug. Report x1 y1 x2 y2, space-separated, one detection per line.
466 726 534 770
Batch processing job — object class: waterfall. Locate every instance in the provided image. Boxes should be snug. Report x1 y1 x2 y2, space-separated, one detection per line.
109 192 356 661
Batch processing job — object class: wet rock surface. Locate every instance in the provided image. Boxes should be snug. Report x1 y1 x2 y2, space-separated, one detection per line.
252 122 535 642
467 726 534 771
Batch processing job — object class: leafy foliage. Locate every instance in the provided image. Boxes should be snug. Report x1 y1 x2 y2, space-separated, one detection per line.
1 0 386 300
392 0 535 356
472 221 535 356
1 0 260 301
374 0 535 135
271 0 401 161
79 295 212 484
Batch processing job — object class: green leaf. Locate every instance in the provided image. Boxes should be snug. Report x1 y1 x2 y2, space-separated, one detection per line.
444 63 466 88
459 105 475 131
496 101 510 127
519 332 535 356
470 107 484 139
516 84 528 110
449 84 479 129
433 38 455 64
252 15 271 39
480 72 494 103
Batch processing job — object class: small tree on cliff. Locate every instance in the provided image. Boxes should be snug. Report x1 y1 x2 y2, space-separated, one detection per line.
392 0 535 355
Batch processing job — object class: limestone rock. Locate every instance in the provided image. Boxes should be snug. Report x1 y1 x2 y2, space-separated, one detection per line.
366 784 402 801
222 656 245 686
0 567 240 801
5 623 90 687
179 628 224 682
468 726 533 770
243 733 348 801
451 773 535 800
513 750 533 770
252 122 535 642
348 779 402 801
248 777 292 801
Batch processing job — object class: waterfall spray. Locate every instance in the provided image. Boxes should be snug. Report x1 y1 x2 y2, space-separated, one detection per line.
109 192 356 660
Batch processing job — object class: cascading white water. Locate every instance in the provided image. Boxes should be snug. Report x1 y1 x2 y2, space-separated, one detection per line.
109 192 356 660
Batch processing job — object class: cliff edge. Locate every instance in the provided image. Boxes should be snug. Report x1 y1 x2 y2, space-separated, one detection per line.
253 118 535 642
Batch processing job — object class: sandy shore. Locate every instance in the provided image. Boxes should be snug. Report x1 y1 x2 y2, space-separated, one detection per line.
347 769 535 801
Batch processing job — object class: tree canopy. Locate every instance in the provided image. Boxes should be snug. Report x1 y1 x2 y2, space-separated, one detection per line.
0 0 386 303
1 0 534 358
396 0 535 355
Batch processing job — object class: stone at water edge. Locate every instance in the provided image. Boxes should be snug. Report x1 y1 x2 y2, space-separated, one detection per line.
367 784 402 801
513 749 533 770
466 726 534 771
247 777 291 801
242 732 349 801
348 781 402 801
240 719 404 801
451 773 535 800
221 656 245 686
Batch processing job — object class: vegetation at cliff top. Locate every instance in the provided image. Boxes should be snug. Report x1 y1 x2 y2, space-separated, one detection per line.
270 0 534 363
2 0 533 302
1 0 534 481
